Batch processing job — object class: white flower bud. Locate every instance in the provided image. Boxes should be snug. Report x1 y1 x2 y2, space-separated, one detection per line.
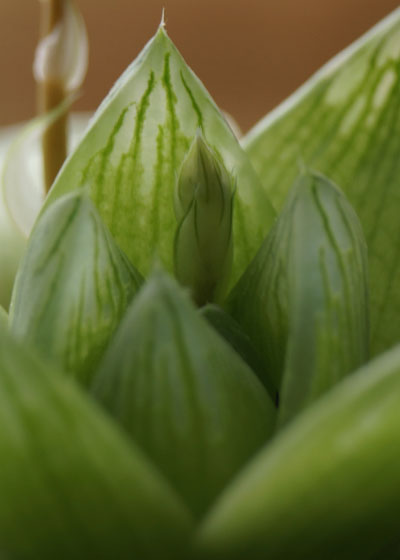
33 0 88 92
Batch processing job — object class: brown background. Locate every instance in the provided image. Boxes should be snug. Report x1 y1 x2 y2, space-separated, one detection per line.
0 0 399 132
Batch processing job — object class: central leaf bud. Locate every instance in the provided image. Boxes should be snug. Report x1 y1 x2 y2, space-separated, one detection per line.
174 132 234 306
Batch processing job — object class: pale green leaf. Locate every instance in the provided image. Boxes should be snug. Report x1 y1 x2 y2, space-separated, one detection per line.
227 171 369 424
91 269 276 517
45 25 275 286
10 192 142 385
0 330 193 559
198 344 400 560
242 8 400 355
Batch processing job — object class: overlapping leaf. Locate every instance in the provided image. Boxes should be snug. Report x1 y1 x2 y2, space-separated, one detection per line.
10 192 142 385
92 270 276 516
200 304 277 402
198 344 400 559
227 171 369 424
44 25 275 286
0 331 193 559
242 8 400 355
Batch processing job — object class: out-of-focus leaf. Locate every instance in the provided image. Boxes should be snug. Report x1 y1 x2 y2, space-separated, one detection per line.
45 25 275 286
227 171 369 424
92 270 276 517
0 307 7 330
197 344 400 560
10 192 142 385
0 112 92 310
0 330 193 560
243 8 400 355
200 304 277 403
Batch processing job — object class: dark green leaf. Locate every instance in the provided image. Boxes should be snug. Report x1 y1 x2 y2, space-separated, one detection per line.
200 304 277 403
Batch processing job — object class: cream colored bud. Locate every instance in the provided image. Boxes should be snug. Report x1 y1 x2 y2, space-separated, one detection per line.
34 0 88 92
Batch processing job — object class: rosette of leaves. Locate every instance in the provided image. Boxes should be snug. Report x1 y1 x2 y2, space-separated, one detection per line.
1 6 400 560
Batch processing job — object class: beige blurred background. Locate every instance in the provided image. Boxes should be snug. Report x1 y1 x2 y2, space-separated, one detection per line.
0 0 399 132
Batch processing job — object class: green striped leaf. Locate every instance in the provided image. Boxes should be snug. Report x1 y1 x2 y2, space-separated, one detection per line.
227 171 369 424
91 270 276 517
44 24 275 286
0 330 192 559
197 344 400 560
242 8 400 355
10 192 142 385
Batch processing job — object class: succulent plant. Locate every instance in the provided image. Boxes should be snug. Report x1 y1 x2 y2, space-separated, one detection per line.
1 2 400 558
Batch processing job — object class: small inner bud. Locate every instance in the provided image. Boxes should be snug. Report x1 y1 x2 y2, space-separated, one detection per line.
174 133 235 306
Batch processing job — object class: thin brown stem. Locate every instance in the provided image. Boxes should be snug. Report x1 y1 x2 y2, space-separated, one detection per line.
37 0 68 193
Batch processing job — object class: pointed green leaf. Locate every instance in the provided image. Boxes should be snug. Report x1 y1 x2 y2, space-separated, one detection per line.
44 25 275 285
243 8 400 355
198 344 400 560
200 304 277 403
0 330 192 559
92 270 276 516
10 192 142 385
227 171 369 424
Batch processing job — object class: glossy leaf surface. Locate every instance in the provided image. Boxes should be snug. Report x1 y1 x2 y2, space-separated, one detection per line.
0 331 193 559
92 270 276 516
45 25 275 286
198 344 400 560
243 9 400 355
10 192 142 385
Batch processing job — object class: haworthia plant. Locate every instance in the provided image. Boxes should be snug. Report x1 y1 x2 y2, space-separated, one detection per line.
92 270 276 517
227 170 369 424
197 345 400 560
0 330 193 560
9 192 142 385
44 24 275 287
242 8 400 356
1 5 400 559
